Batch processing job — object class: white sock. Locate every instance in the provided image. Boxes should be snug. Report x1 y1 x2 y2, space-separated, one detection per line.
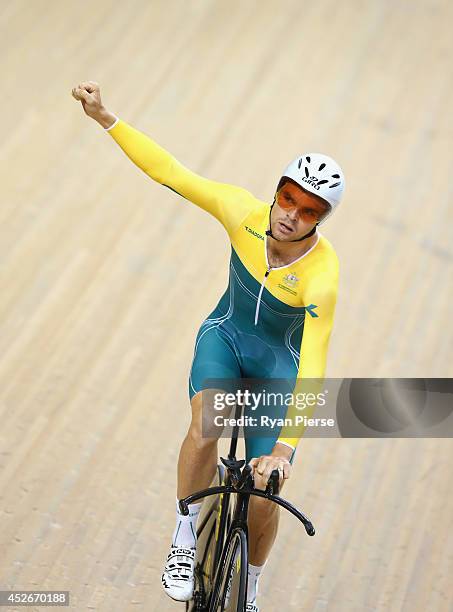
247 562 266 604
172 498 202 549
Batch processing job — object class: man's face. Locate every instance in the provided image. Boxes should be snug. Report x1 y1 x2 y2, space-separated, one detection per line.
270 179 331 241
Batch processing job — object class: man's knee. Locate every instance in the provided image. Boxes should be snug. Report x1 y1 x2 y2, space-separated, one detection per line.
187 420 218 450
189 389 231 445
186 393 217 450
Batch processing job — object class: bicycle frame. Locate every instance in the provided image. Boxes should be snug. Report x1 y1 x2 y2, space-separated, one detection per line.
179 404 315 536
180 403 315 610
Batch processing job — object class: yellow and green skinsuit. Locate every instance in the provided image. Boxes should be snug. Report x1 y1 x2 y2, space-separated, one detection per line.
106 118 338 462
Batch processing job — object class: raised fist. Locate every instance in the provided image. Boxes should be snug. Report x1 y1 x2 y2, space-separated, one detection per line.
71 81 104 120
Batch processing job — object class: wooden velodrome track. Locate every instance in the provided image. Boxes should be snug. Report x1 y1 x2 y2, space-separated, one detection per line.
1 1 452 610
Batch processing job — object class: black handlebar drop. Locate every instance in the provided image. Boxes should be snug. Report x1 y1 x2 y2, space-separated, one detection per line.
179 457 315 536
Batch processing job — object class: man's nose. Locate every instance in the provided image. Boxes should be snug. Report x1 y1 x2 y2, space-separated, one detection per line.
286 208 299 222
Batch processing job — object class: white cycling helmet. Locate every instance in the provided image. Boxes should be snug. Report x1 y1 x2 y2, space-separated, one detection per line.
279 153 345 225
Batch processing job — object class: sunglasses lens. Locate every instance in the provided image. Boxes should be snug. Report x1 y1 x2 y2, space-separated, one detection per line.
277 194 325 222
277 198 292 211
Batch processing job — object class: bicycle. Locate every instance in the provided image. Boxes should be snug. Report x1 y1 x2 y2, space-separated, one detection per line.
180 403 315 612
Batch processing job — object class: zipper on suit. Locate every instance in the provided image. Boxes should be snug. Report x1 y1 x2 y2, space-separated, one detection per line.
254 266 271 326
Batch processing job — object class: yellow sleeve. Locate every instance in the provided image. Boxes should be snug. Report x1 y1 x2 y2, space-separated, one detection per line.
105 118 256 235
276 273 338 450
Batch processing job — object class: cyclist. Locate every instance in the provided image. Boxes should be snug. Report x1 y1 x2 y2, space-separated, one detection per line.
72 81 344 612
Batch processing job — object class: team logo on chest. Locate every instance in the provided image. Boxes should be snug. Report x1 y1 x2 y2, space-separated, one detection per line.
282 272 299 288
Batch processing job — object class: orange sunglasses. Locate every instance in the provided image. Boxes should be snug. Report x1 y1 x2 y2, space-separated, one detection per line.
276 187 330 223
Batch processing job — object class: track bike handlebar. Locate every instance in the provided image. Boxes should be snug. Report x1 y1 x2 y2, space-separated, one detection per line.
179 458 315 537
